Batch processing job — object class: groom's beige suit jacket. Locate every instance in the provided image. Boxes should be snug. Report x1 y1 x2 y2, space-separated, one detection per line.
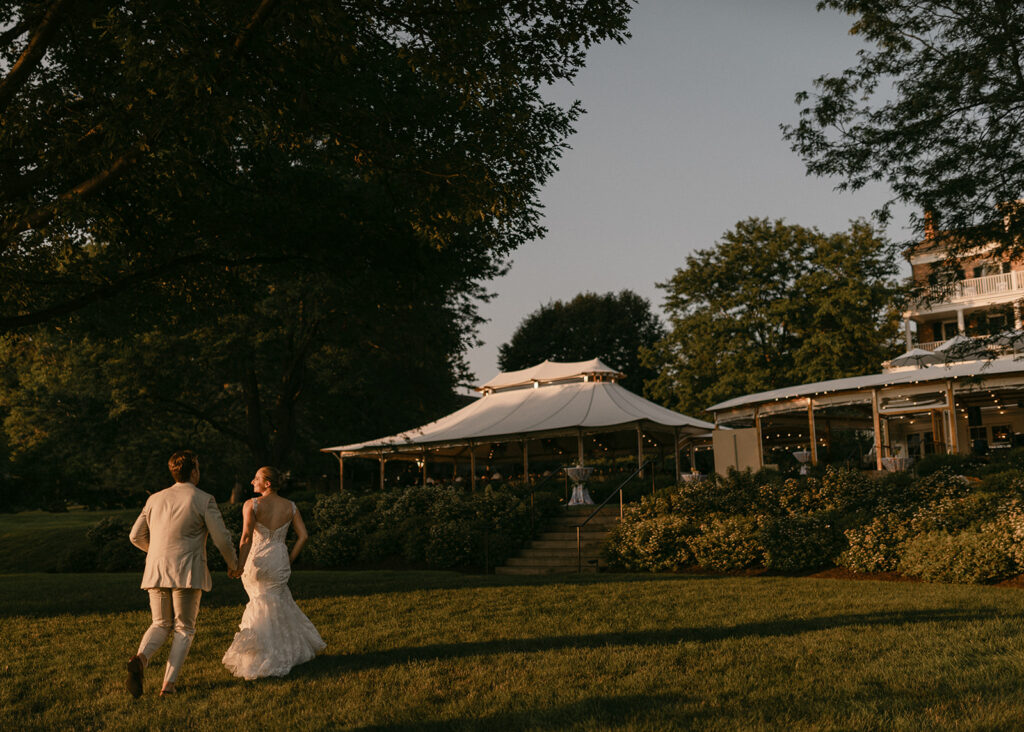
130 482 237 591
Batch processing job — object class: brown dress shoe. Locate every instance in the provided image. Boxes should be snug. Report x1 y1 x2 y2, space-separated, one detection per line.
125 655 144 698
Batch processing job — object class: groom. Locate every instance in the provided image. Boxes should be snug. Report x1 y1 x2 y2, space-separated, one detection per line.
125 450 238 698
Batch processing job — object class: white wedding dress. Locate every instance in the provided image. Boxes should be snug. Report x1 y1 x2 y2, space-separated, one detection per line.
222 501 325 680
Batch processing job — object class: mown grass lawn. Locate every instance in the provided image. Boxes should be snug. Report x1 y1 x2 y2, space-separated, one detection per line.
4 570 1024 730
0 508 139 572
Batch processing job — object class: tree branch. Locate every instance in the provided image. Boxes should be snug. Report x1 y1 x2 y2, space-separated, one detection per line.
0 252 302 331
0 0 73 114
233 0 281 54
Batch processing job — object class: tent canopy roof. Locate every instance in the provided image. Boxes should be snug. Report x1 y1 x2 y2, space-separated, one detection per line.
477 357 623 392
706 354 1024 414
323 359 712 457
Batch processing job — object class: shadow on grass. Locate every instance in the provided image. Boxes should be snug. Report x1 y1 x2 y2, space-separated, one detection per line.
294 608 998 677
349 692 689 731
0 571 718 618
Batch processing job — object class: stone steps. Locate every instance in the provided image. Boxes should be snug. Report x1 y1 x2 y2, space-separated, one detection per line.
495 505 619 575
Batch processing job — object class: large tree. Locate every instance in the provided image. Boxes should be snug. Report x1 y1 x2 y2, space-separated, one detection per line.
0 1 634 330
785 1 1024 259
643 218 901 416
0 2 637 503
497 290 664 394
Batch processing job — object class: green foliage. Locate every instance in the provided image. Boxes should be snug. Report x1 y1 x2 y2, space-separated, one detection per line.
307 484 553 571
760 511 842 572
785 1 1024 260
838 512 911 573
497 290 665 393
604 504 695 571
897 527 1015 584
643 218 900 415
0 1 635 504
687 515 765 572
56 515 145 573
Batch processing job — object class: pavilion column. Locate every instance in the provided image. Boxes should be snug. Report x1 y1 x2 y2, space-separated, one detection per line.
871 388 883 470
903 314 913 351
957 308 966 334
930 410 944 454
421 448 428 486
378 454 386 491
337 454 344 492
946 380 959 455
1015 301 1023 331
753 406 764 470
807 399 818 466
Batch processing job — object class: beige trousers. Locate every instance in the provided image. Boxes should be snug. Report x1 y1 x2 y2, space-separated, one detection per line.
137 588 203 686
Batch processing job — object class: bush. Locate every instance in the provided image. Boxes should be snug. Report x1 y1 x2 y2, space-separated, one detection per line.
605 511 695 571
897 527 1014 584
688 515 764 571
303 483 548 570
837 512 910 573
760 511 842 573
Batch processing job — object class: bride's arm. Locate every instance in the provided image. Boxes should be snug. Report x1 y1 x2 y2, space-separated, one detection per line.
235 499 256 576
289 507 309 564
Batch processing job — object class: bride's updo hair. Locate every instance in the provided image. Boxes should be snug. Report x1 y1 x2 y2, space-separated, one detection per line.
259 466 285 492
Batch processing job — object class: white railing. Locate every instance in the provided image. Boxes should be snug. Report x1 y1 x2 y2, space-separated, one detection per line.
916 340 944 351
944 270 1024 303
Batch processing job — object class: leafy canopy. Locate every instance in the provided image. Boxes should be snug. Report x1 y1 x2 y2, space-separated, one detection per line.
785 1 1024 258
0 0 635 330
642 218 901 416
497 290 664 394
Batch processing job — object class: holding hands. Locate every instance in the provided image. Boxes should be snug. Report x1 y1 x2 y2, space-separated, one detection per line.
228 565 243 579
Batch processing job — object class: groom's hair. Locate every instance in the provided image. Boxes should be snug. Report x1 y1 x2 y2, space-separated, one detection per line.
168 450 199 482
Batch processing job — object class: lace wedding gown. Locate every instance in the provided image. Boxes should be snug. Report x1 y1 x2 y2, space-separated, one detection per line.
222 503 325 680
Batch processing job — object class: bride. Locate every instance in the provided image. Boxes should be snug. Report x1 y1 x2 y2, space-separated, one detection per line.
222 466 325 680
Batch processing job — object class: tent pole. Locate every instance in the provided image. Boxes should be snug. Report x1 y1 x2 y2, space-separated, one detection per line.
522 440 529 487
674 429 681 486
577 430 584 466
378 453 386 491
470 442 476 492
422 448 428 486
634 425 643 479
337 454 344 492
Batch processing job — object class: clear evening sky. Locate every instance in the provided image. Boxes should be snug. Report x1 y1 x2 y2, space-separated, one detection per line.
465 0 911 384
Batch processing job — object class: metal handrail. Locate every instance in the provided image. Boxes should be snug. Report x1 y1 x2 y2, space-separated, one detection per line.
575 460 653 573
526 468 564 532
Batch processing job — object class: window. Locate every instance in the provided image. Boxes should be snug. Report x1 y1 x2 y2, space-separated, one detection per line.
973 262 1011 277
987 313 1008 334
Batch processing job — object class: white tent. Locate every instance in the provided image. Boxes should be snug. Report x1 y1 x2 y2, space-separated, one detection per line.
321 359 713 489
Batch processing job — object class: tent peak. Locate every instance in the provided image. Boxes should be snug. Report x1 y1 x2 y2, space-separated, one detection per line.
477 358 625 393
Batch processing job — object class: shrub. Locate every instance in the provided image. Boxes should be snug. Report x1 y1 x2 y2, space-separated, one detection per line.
604 512 695 571
308 524 364 567
837 512 911 573
688 515 764 571
897 527 1014 584
760 511 842 572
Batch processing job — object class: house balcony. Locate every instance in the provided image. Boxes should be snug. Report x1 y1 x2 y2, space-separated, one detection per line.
917 270 1024 310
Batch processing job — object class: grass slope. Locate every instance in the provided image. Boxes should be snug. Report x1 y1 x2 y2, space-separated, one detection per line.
0 508 139 573
4 570 1024 730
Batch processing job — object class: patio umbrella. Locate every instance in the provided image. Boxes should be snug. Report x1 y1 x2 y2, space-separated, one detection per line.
888 347 944 368
935 334 988 361
995 329 1024 351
